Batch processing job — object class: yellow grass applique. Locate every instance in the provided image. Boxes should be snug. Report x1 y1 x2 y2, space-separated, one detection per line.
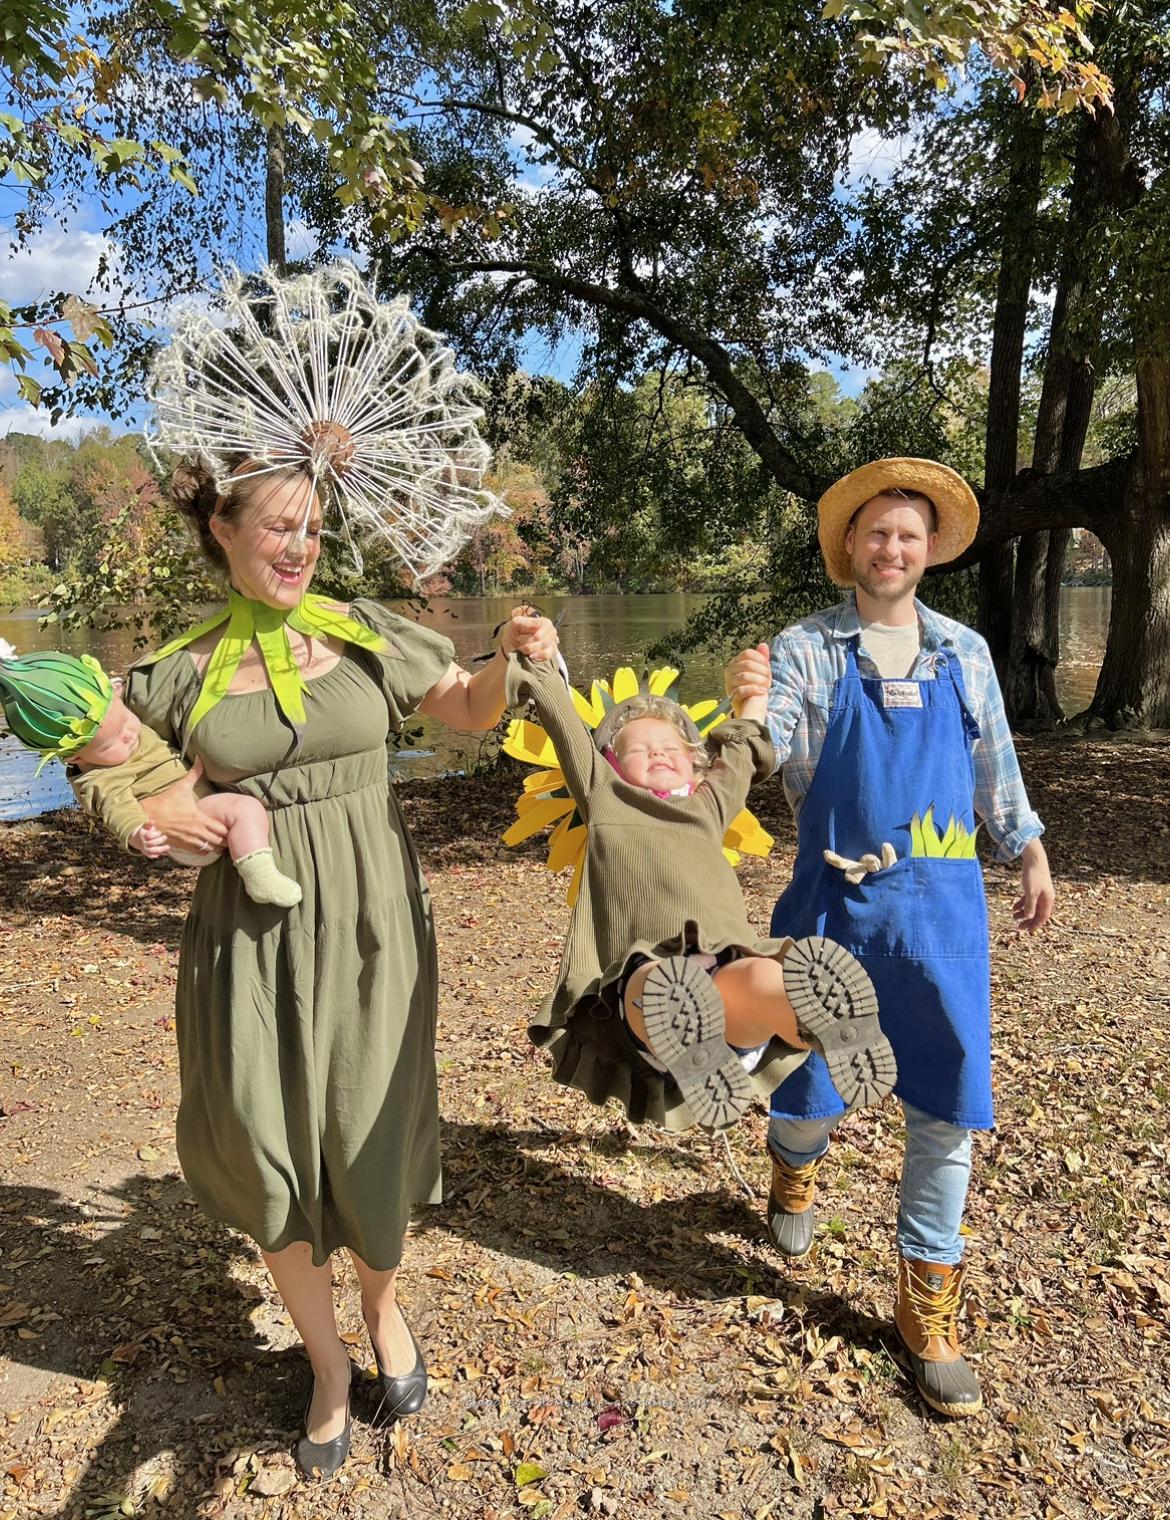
907 806 980 859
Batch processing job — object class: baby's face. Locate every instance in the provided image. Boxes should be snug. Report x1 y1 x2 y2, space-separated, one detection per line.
73 692 141 768
613 717 695 791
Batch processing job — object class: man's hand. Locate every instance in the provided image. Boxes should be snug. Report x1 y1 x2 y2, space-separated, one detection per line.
129 822 170 859
725 642 771 717
1013 838 1054 933
141 759 227 854
500 605 559 662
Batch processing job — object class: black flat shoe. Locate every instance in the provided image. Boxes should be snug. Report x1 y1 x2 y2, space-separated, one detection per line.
373 1327 428 1422
295 1378 352 1480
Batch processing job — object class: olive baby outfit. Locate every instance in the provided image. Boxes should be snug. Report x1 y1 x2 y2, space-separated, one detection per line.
69 724 206 847
505 655 809 1131
125 600 454 1268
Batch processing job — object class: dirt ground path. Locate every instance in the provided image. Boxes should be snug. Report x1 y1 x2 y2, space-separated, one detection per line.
2 734 1170 1520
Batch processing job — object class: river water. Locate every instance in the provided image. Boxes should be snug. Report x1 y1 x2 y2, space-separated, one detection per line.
0 588 1112 821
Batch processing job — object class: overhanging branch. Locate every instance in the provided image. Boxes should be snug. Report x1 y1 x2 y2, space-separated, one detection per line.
436 254 817 497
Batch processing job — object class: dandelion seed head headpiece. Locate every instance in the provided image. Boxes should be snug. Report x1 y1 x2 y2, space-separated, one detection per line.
145 263 507 581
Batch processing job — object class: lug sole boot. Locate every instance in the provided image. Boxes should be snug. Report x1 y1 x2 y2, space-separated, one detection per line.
766 1149 823 1258
639 956 753 1129
782 937 897 1109
894 1256 983 1417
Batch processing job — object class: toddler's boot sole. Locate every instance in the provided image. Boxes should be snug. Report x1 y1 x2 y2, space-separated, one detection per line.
783 937 896 1109
639 956 752 1130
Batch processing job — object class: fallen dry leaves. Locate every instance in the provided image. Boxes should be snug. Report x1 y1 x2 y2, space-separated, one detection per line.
0 733 1169 1519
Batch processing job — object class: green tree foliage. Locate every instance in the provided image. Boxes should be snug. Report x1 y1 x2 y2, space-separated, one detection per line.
827 0 1112 111
1 0 431 409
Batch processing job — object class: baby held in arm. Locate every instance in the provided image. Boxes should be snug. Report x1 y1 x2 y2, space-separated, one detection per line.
0 648 300 909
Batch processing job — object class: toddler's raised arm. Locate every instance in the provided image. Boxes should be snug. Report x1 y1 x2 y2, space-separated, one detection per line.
505 655 602 815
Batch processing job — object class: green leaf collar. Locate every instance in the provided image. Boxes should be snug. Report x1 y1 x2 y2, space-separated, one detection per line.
137 590 390 740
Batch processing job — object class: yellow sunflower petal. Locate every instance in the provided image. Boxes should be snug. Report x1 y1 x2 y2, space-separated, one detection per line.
502 718 559 767
523 768 566 794
586 681 609 723
649 666 680 695
721 845 742 867
502 796 576 845
548 818 588 873
686 698 721 724
611 667 639 702
568 684 602 726
724 808 774 858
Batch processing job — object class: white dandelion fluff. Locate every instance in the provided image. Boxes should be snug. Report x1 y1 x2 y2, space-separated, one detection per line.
145 263 507 581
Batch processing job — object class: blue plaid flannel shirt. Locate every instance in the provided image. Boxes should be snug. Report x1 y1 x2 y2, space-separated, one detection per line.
765 595 1044 861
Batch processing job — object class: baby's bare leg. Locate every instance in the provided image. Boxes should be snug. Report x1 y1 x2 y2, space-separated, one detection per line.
196 792 270 861
196 793 301 908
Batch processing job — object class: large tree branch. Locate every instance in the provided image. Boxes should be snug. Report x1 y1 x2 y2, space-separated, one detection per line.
948 457 1131 570
437 255 816 496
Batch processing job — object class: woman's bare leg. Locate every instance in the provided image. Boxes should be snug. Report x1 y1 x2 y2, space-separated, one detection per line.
347 1253 417 1376
262 1243 350 1441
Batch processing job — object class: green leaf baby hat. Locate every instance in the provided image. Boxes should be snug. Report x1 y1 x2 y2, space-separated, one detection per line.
0 645 115 770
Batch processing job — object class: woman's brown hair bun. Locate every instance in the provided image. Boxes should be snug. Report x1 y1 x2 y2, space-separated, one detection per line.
170 460 226 567
170 456 262 568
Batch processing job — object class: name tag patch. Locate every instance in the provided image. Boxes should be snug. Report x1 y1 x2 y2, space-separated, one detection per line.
881 681 923 709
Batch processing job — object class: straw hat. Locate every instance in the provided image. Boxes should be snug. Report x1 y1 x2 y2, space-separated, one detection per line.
817 458 980 588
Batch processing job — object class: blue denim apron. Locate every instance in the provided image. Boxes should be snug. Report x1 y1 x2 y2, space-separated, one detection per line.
770 639 994 1128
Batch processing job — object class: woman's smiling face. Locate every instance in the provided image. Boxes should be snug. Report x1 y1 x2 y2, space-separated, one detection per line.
211 472 323 608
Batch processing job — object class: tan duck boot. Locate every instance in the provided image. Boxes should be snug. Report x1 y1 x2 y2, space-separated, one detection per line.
766 1149 822 1259
894 1256 983 1417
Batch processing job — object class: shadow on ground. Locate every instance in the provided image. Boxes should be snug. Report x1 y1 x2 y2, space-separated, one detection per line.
5 1120 916 1516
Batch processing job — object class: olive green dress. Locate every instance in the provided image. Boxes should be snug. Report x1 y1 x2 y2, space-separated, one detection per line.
124 600 455 1269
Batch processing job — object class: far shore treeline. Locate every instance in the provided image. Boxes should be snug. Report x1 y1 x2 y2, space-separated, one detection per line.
0 363 1111 628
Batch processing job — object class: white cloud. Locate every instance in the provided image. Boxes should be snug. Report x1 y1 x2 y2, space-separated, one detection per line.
0 228 123 308
286 218 318 261
0 399 105 442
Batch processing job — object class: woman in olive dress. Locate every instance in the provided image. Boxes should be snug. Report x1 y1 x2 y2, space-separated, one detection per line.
128 460 558 1477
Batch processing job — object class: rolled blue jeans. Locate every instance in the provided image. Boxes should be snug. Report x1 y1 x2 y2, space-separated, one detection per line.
768 1101 973 1266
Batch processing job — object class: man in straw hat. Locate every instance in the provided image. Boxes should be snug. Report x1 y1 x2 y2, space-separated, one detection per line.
726 458 1054 1418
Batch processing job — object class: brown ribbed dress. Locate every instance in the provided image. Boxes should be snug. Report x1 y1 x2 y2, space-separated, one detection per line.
506 656 809 1131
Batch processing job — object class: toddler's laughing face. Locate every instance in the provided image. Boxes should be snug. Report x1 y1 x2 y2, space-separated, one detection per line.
612 717 695 792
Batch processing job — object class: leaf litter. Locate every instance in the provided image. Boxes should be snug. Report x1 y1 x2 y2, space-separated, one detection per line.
0 734 1168 1518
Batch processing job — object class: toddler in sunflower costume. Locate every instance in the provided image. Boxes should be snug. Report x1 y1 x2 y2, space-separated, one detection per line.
0 647 300 907
505 645 897 1132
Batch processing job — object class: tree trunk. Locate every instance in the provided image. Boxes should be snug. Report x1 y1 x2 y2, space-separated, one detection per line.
1005 125 1100 722
978 110 1046 676
1081 95 1170 727
265 125 287 272
1088 473 1170 727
